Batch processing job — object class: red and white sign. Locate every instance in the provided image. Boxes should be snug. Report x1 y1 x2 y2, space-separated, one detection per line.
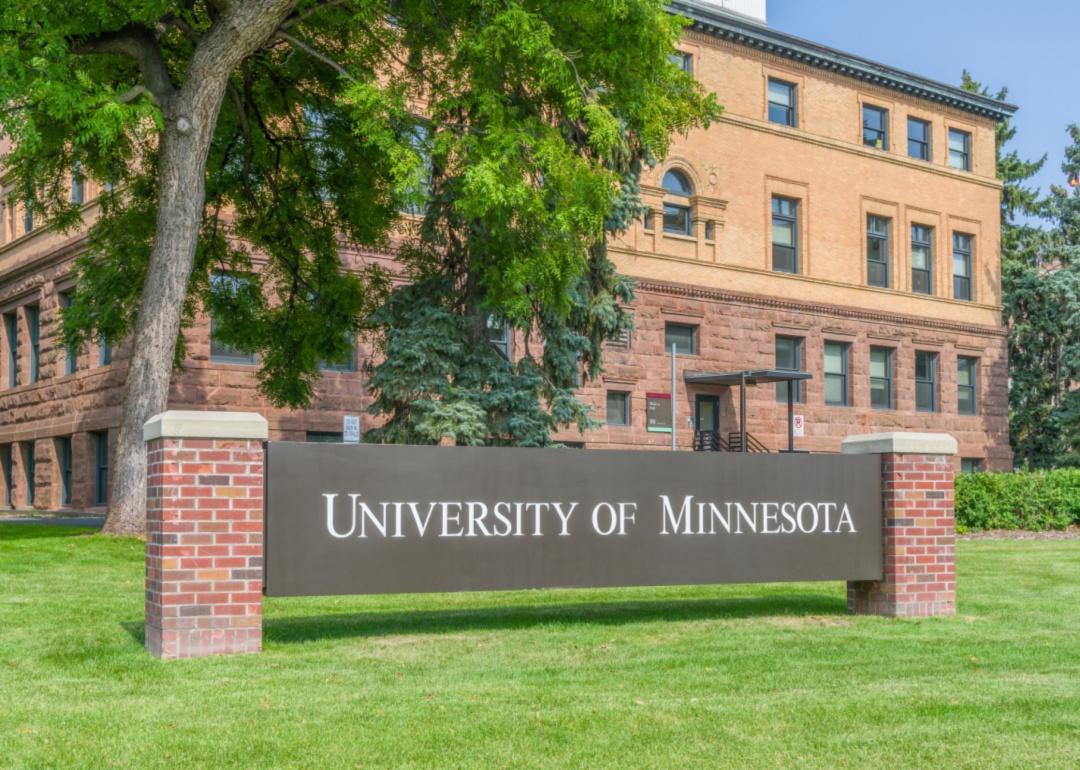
793 415 805 438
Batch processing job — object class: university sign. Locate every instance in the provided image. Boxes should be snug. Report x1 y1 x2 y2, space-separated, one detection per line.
263 444 883 597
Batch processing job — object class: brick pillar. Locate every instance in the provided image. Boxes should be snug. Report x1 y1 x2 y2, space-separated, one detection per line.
144 411 268 660
841 432 957 618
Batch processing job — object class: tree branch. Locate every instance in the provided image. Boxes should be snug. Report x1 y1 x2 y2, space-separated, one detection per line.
278 0 349 31
274 31 356 82
73 25 176 104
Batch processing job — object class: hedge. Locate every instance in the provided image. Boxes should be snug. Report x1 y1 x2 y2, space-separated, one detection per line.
955 469 1080 531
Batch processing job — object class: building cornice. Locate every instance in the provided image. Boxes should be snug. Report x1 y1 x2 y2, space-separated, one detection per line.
668 1 1017 122
633 277 1007 339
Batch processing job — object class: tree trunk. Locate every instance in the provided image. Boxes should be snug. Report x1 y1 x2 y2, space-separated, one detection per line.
101 0 298 535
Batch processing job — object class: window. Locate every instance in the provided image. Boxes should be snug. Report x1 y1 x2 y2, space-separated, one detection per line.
907 117 931 161
915 350 937 412
771 196 798 273
22 201 32 235
911 225 933 295
319 332 356 372
1 445 11 507
824 341 849 406
5 313 17 388
775 336 804 403
953 233 973 301
606 391 630 426
487 315 510 358
23 442 35 507
960 458 983 474
664 323 697 355
948 128 971 171
643 210 655 230
669 51 692 74
958 356 978 415
704 220 715 240
870 347 893 409
59 293 77 375
767 78 797 127
27 305 39 384
98 335 112 366
867 215 890 288
661 170 693 235
403 122 432 214
93 431 108 505
71 162 85 205
862 105 889 150
306 431 344 443
57 437 72 507
210 274 257 364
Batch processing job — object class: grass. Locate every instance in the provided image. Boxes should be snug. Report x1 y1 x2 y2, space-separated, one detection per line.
1 524 1078 769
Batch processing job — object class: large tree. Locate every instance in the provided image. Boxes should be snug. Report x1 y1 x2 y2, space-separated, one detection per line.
0 1 715 533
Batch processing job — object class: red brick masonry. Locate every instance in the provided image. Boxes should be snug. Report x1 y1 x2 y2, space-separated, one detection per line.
144 412 267 659
844 440 957 617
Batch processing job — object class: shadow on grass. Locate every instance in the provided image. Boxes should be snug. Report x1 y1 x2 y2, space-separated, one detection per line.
261 592 847 645
0 523 99 541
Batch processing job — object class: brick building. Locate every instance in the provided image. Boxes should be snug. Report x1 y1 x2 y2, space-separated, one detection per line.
0 0 1014 511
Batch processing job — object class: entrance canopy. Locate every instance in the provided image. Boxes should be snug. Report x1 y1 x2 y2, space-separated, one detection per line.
684 369 812 453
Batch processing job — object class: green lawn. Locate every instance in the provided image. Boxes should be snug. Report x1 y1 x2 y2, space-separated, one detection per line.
1 524 1078 769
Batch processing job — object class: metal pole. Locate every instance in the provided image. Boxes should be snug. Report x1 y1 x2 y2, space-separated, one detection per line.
739 373 747 454
787 378 794 452
671 345 677 452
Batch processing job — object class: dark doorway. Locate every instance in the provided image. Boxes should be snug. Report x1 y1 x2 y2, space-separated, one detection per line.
695 394 719 432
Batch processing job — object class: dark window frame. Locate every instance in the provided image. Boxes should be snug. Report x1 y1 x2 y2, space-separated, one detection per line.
661 170 694 236
59 293 77 375
775 335 805 404
209 273 257 365
767 78 797 127
907 117 931 161
664 323 698 355
771 195 799 274
93 431 108 505
23 442 35 507
71 162 85 205
948 128 972 171
915 350 938 413
911 224 933 295
824 340 850 407
27 305 39 384
960 458 983 473
867 215 891 288
605 390 631 426
862 104 889 150
953 232 973 301
5 313 17 388
57 436 72 506
488 315 510 358
957 356 978 416
870 346 894 410
668 51 693 75
1 444 11 507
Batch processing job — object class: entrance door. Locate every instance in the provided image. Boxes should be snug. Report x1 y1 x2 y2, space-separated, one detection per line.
695 395 719 432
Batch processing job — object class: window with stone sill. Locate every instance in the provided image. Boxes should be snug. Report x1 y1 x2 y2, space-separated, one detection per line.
661 169 693 236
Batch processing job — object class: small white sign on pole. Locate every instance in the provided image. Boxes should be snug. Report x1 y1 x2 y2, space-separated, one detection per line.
342 414 361 444
793 414 805 438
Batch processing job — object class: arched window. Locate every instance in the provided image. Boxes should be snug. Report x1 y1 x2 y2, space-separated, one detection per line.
662 169 693 235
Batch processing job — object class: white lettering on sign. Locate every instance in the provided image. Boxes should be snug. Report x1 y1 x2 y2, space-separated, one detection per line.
343 415 361 443
322 493 857 539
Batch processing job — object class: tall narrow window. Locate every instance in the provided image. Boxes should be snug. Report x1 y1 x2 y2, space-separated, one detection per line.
661 170 693 235
867 215 891 288
487 315 510 358
22 201 33 234
57 437 72 507
870 347 893 409
915 350 938 412
27 305 39 384
403 122 432 214
93 431 109 505
209 274 257 364
98 335 112 366
948 128 971 170
953 233 973 300
824 341 849 406
957 356 978 415
862 105 889 150
775 335 804 403
907 117 931 160
664 323 698 355
668 51 692 74
606 391 630 426
23 442 35 507
911 225 933 295
771 196 798 273
59 293 77 375
767 79 797 127
5 313 17 388
71 162 85 205
1 444 11 507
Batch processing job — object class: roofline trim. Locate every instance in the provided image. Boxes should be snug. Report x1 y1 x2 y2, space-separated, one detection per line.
668 0 1017 122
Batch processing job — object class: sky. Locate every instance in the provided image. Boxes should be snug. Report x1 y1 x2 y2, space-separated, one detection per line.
767 0 1078 202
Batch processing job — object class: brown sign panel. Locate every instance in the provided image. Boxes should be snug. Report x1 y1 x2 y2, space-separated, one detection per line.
264 444 882 597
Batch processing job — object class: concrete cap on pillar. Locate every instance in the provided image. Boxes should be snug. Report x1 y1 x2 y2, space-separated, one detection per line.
841 431 958 456
143 410 269 442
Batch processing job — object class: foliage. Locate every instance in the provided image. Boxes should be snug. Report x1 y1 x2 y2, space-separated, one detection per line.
955 469 1080 531
364 1 718 444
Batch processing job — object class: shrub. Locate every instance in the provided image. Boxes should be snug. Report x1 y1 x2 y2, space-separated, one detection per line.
955 469 1080 532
